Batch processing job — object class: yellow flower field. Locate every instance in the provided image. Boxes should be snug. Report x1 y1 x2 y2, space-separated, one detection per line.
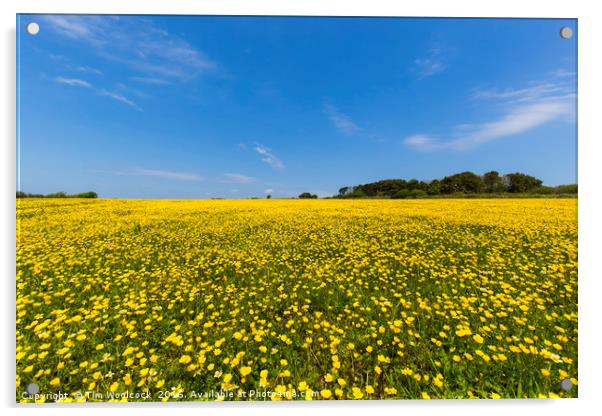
16 198 578 402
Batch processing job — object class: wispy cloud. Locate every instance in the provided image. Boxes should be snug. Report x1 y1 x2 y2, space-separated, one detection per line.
411 46 446 79
221 173 256 184
130 76 172 85
42 15 217 82
54 75 140 110
76 65 103 75
98 89 141 110
470 83 569 104
254 145 284 170
550 68 576 78
323 103 360 135
95 168 202 181
404 79 575 151
54 77 91 88
264 188 274 194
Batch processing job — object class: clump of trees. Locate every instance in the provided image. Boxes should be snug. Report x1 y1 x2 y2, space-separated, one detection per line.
336 171 577 199
298 192 318 199
16 191 98 198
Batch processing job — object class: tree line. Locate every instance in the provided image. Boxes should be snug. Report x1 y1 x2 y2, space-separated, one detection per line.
16 191 98 199
334 171 577 199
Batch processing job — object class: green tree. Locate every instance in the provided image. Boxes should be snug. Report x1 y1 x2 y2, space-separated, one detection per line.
298 192 318 199
483 171 506 193
426 179 441 195
554 184 578 194
506 173 543 193
440 172 483 194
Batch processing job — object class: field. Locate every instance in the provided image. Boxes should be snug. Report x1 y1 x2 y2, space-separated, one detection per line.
16 198 578 402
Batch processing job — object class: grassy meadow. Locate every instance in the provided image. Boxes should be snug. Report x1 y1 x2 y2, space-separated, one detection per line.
16 198 578 401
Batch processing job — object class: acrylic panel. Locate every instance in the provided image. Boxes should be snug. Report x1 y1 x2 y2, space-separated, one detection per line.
16 14 577 403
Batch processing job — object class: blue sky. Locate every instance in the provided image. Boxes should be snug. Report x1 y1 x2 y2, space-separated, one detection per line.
17 15 577 198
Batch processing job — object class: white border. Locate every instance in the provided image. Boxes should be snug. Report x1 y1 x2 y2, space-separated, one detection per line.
2 1 601 416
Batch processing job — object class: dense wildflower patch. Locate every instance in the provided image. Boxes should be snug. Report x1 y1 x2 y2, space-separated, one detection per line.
16 199 577 401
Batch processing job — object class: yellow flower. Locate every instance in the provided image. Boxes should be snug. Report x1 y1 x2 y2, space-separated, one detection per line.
239 366 252 377
455 328 472 337
95 344 104 351
365 385 375 394
541 368 551 377
352 387 363 399
156 380 165 388
384 387 397 396
377 354 391 363
179 355 192 364
325 373 334 382
298 381 308 391
421 392 430 400
473 334 484 344
305 389 314 400
110 381 119 392
320 389 332 399
50 377 60 386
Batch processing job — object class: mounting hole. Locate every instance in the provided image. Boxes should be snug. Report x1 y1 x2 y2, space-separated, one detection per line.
25 383 39 395
26 22 40 35
560 26 573 39
560 378 573 391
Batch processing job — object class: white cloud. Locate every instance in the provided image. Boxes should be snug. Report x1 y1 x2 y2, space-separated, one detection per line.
76 65 103 75
264 188 274 194
550 68 576 78
323 103 360 135
221 173 256 184
413 58 446 79
42 15 216 82
97 89 141 110
54 76 140 110
470 83 570 104
95 168 202 181
54 77 91 88
254 145 284 170
404 80 575 151
130 76 171 85
404 134 440 151
411 47 447 79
